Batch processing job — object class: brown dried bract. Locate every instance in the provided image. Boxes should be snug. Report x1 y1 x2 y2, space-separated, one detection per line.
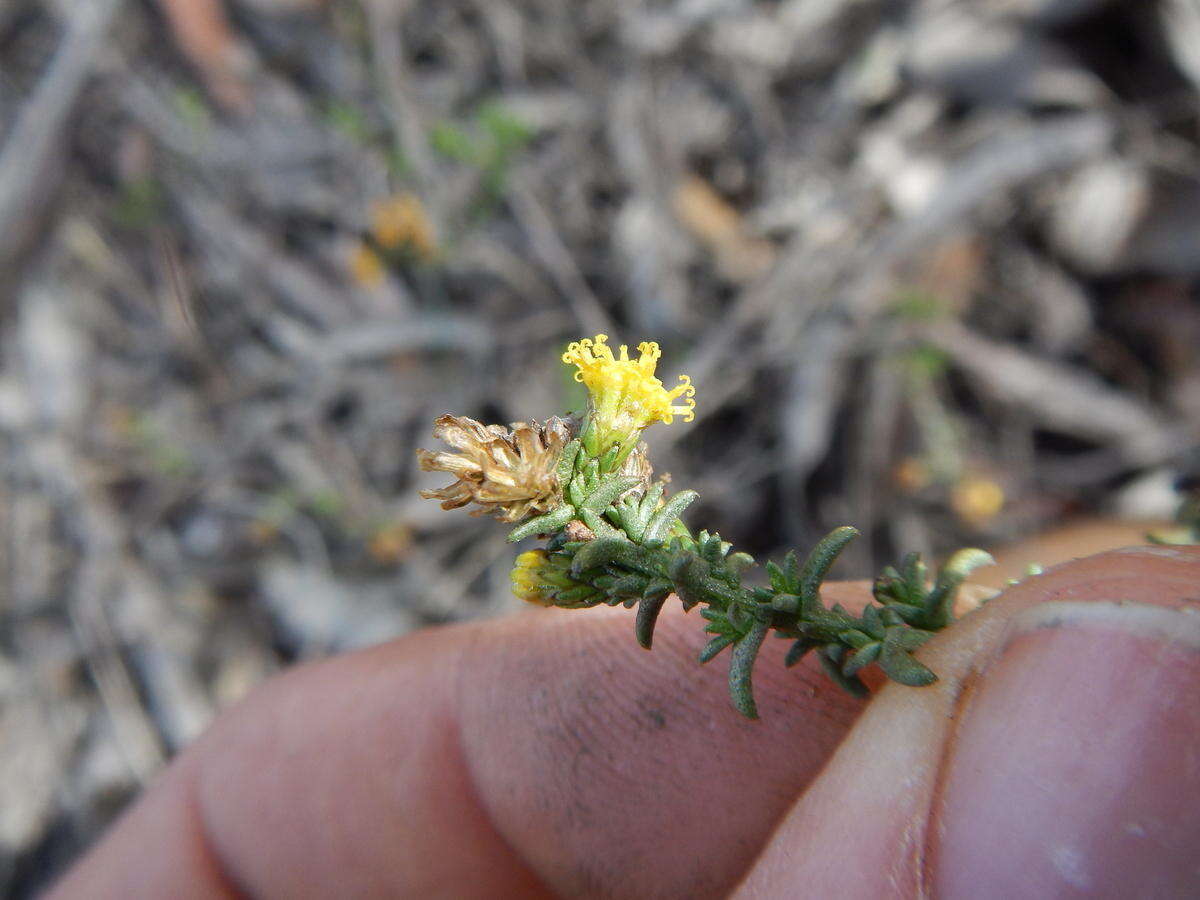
417 415 573 522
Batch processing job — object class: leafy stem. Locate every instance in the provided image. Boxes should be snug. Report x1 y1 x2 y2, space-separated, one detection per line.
510 459 991 718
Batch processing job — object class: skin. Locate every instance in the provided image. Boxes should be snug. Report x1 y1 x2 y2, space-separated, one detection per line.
50 546 1200 898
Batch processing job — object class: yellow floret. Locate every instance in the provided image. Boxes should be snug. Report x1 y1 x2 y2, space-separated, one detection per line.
562 334 695 457
370 192 438 260
511 549 554 605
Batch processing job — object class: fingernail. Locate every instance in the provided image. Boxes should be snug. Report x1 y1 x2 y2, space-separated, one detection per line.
932 601 1200 897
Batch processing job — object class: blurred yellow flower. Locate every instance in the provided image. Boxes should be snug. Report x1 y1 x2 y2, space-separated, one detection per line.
350 242 385 287
368 521 413 564
893 456 932 494
562 334 695 457
370 192 437 260
951 476 1005 528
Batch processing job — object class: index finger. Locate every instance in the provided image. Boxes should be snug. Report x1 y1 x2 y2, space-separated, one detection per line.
51 583 873 898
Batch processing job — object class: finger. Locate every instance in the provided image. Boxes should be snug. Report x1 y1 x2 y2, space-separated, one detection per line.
736 546 1200 897
52 583 874 899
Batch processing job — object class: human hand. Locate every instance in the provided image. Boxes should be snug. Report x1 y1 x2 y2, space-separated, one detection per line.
50 546 1200 898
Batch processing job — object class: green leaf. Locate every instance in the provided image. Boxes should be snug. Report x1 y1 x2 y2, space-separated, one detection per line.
569 538 660 577
881 601 924 624
921 547 994 629
816 646 869 697
579 507 625 539
430 121 479 163
643 490 699 545
838 628 874 650
556 585 601 606
771 593 800 614
555 440 580 488
639 481 665 517
728 619 770 719
782 549 800 592
798 526 859 601
842 641 881 677
567 476 586 508
784 640 817 667
506 504 576 542
859 604 886 639
699 633 735 663
607 574 648 596
878 642 937 686
581 475 644 512
765 561 786 592
635 592 672 649
941 547 995 582
886 625 935 652
642 578 673 600
597 443 623 473
727 551 756 573
902 551 924 584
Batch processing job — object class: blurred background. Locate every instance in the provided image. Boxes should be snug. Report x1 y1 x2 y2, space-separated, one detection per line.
3 0 1200 892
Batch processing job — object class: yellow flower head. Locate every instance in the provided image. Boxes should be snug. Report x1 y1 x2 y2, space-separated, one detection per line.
562 334 695 457
510 548 604 608
370 192 438 260
511 549 555 606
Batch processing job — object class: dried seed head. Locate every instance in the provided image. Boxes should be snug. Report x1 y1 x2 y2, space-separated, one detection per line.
417 415 573 522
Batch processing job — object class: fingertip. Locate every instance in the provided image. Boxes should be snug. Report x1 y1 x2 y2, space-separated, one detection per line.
932 599 1200 897
735 546 1200 897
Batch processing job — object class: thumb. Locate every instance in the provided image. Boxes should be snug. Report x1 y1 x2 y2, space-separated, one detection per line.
736 546 1200 897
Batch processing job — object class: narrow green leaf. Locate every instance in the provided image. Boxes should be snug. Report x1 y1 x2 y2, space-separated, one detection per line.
555 585 600 605
555 439 580 489
900 552 923 593
881 601 924 626
838 628 874 649
607 574 648 596
941 547 995 582
816 646 870 697
859 604 886 638
765 561 786 592
886 625 935 652
727 551 756 573
782 549 800 592
567 476 586 508
842 641 881 677
698 633 735 664
635 592 672 649
506 504 576 542
771 593 800 614
784 640 816 667
752 586 775 604
798 526 859 601
569 537 660 577
921 548 995 629
598 443 622 472
878 643 937 686
728 619 770 719
643 490 699 545
642 578 673 600
666 548 705 584
638 481 665 519
579 507 625 539
581 475 643 512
